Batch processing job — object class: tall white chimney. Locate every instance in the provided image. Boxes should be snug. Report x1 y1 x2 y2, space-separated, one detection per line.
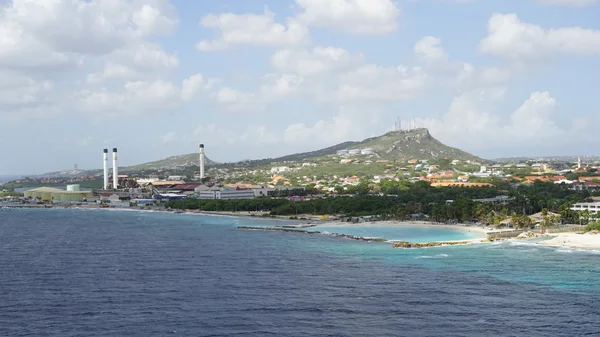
199 144 205 180
103 149 109 190
112 148 118 189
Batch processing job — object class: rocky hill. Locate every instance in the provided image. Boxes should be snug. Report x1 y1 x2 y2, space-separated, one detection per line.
345 128 483 162
127 128 484 170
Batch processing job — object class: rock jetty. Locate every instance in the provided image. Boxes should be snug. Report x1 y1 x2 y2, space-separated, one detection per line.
235 226 387 242
392 241 470 248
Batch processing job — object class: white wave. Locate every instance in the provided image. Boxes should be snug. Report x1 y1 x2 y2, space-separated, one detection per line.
416 254 449 259
509 241 539 247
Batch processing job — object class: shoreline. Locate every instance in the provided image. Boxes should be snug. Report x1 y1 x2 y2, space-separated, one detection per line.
536 232 600 250
310 220 494 236
7 204 600 251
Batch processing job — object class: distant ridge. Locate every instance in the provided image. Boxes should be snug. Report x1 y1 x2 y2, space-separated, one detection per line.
24 128 486 178
125 128 485 170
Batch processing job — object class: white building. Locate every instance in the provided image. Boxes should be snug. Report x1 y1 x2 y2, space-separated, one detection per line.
571 202 600 214
198 186 255 199
271 166 290 173
168 175 184 181
136 178 159 185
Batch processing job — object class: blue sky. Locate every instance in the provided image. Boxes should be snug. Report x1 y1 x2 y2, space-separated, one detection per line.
0 0 599 174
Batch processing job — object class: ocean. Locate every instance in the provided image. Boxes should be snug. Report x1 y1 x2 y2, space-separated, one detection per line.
1 208 600 336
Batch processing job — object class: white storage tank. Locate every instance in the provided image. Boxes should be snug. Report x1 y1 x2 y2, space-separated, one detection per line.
349 149 361 155
67 184 81 192
361 148 375 155
336 149 349 155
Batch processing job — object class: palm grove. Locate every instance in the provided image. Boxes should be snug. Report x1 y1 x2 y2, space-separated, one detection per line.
167 180 600 229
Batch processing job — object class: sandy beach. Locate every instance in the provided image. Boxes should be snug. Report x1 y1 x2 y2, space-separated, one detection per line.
537 232 600 250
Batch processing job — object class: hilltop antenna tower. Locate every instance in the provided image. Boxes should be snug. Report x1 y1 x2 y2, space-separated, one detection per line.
394 116 402 131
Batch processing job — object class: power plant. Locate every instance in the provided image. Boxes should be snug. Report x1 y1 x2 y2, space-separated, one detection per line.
112 148 118 189
102 148 120 190
199 144 205 180
103 149 109 190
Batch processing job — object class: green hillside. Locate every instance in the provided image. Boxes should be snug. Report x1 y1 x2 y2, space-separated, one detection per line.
124 128 484 171
123 154 218 171
346 128 483 162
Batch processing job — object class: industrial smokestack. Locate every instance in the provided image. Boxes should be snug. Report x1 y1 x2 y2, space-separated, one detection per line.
103 149 109 190
199 144 205 180
112 148 118 189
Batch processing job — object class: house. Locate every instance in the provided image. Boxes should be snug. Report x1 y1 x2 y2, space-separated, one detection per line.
571 202 600 214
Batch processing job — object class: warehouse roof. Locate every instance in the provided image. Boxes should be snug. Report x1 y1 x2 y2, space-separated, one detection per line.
25 187 63 193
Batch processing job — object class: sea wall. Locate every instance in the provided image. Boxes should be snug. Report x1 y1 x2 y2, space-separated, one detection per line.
487 230 524 240
235 226 387 242
391 241 470 248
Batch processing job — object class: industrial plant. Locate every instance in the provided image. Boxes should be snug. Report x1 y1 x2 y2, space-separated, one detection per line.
17 143 303 208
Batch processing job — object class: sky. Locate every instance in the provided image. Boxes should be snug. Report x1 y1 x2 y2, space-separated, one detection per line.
0 0 599 175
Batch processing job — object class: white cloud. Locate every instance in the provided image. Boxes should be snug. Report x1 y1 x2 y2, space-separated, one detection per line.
414 36 448 64
332 64 428 101
480 13 600 59
86 43 179 83
0 72 53 107
295 0 400 34
283 107 372 145
260 74 305 99
181 74 220 101
413 90 585 152
271 47 364 76
0 0 178 68
197 8 309 51
72 74 215 119
533 0 598 6
190 124 279 146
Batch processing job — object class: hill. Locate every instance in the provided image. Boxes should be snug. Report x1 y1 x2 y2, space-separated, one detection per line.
128 128 485 170
345 128 483 162
123 153 218 171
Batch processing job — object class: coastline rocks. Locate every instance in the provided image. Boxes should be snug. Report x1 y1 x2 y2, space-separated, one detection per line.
517 231 540 239
392 241 470 248
235 226 387 242
236 226 321 234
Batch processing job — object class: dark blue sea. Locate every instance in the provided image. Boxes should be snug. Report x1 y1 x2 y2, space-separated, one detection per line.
2 208 600 336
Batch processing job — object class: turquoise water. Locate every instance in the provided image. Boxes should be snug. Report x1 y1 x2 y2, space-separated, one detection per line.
312 224 483 242
3 208 600 336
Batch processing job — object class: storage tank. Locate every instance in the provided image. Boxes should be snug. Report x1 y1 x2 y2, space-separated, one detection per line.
361 148 375 155
349 149 361 155
336 149 349 155
67 184 81 192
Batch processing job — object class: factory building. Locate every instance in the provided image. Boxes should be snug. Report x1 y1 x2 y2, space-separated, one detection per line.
24 187 63 201
24 185 93 203
198 186 256 200
51 185 93 203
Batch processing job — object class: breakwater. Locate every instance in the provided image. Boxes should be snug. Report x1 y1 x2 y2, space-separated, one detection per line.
236 226 476 247
391 241 471 248
236 226 387 242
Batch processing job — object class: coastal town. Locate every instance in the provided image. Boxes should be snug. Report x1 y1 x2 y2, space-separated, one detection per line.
2 143 600 236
